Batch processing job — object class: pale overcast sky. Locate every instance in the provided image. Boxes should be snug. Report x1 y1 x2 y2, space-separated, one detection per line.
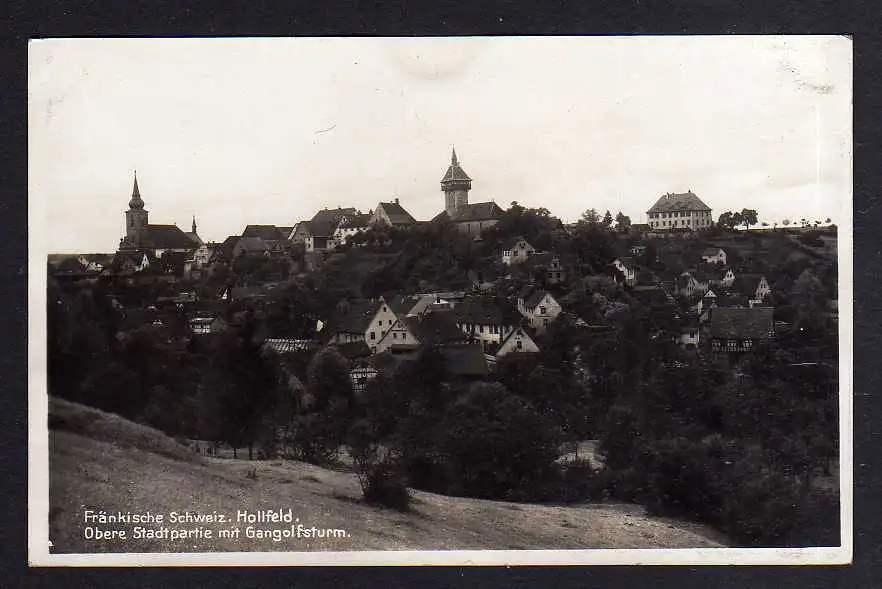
29 36 852 253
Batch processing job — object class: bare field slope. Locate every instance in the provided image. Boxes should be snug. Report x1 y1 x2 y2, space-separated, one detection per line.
47 398 727 553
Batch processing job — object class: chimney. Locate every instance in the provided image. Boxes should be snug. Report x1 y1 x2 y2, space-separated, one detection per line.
395 198 399 204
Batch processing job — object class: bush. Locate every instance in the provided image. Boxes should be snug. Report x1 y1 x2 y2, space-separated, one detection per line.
554 459 604 503
360 459 411 511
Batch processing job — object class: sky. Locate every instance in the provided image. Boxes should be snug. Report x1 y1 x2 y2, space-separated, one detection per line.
28 36 852 253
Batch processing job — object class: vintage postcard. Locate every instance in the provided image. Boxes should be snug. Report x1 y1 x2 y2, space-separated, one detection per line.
28 35 852 566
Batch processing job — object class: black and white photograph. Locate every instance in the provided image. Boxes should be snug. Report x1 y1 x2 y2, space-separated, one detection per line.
28 36 852 566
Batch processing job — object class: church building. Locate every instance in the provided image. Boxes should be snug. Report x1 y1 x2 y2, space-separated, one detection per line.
431 148 504 236
118 172 202 257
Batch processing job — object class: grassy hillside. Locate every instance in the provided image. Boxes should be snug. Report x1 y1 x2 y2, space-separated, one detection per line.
48 397 727 553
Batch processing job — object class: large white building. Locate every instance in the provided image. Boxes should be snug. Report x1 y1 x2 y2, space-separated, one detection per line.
646 191 713 230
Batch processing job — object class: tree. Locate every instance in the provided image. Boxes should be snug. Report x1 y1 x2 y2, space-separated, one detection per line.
440 382 563 501
718 211 734 230
740 209 758 230
580 208 600 225
731 211 744 230
783 219 791 226
614 211 632 233
602 210 614 228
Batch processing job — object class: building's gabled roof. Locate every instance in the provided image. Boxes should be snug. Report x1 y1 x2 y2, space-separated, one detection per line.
449 202 505 223
277 226 294 238
701 247 724 257
440 148 472 185
614 256 637 270
54 257 86 273
388 293 435 317
519 287 553 310
264 339 317 354
404 313 470 346
242 225 289 241
377 201 417 225
333 341 373 359
732 273 768 298
501 236 533 250
234 236 269 253
498 326 538 351
440 343 487 377
647 191 712 213
139 224 198 250
338 214 371 229
308 208 359 237
331 299 380 334
709 307 775 339
453 298 520 326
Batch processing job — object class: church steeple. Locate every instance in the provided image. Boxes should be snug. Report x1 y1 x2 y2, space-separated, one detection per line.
192 215 197 234
451 147 459 166
125 170 149 241
129 170 144 210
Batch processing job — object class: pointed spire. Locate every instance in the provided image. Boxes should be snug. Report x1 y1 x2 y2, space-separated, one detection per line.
451 146 458 165
192 215 197 234
132 170 140 198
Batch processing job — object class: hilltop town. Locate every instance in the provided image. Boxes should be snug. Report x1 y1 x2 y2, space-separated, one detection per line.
47 149 840 549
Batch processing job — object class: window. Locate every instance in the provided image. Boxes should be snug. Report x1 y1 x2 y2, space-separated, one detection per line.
539 306 547 314
401 333 406 341
727 339 737 351
543 318 549 327
393 332 397 339
516 339 523 350
370 332 376 340
378 320 383 327
744 339 752 349
382 306 387 312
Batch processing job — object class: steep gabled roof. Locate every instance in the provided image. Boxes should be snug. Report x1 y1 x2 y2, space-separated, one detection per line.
709 307 775 339
139 224 198 250
242 225 289 241
377 201 417 225
454 298 520 326
647 191 712 213
404 313 470 346
501 236 533 250
310 208 359 237
701 247 724 257
449 202 504 223
521 288 553 310
331 299 380 334
234 236 269 253
732 273 768 298
338 214 371 229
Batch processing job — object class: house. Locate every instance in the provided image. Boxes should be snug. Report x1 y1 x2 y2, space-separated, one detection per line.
501 237 537 265
349 361 379 394
189 315 229 335
678 313 701 348
701 247 728 265
719 267 736 288
374 312 470 355
516 286 562 332
371 199 417 228
629 244 647 257
232 237 270 258
114 251 151 274
519 252 568 285
334 214 372 245
241 225 291 256
612 258 638 286
219 285 271 303
495 326 540 358
327 299 381 345
452 298 521 349
732 274 772 306
294 208 360 252
76 254 113 273
709 307 775 353
192 243 219 268
677 271 710 299
364 296 401 348
646 190 713 231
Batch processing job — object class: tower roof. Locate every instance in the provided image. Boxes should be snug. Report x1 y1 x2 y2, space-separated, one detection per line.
441 147 472 185
129 171 145 210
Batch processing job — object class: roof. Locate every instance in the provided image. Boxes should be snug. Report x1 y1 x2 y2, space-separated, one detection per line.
234 236 269 253
454 299 520 326
498 326 536 350
501 236 533 250
333 341 373 359
647 191 712 214
709 307 775 339
449 202 504 223
732 274 767 297
701 248 724 257
520 287 553 310
440 148 472 185
263 339 318 353
331 299 380 334
376 201 417 225
338 214 371 229
277 226 294 237
404 313 469 346
440 343 488 377
138 224 198 250
306 208 360 237
242 225 289 241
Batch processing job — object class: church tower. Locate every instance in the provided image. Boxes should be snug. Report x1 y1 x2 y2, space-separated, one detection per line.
124 171 149 242
441 147 472 216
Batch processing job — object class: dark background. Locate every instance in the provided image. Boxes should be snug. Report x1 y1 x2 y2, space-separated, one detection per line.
3 1 879 587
